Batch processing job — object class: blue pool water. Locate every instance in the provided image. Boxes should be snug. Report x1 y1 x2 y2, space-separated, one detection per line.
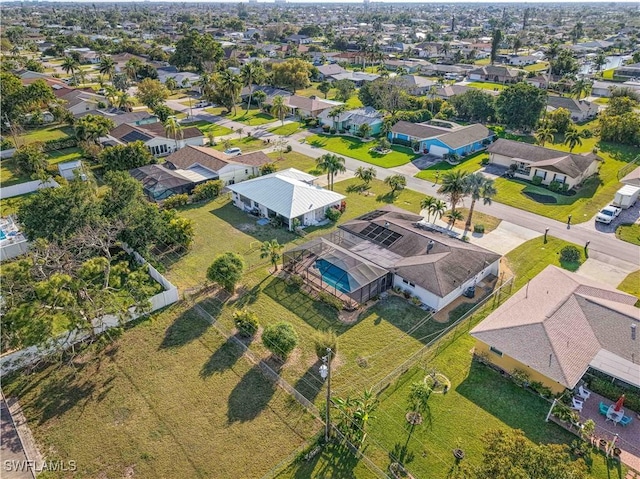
0 230 5 241
315 259 351 294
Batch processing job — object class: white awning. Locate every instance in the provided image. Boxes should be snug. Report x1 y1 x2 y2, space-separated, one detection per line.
590 349 640 388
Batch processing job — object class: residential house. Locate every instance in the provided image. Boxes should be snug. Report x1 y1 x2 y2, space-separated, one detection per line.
286 95 342 119
329 71 380 87
620 166 640 188
546 97 599 122
419 63 472 77
58 89 108 116
389 121 493 157
613 62 640 79
487 138 599 189
227 168 346 230
107 122 204 157
398 75 436 95
434 83 500 100
283 206 500 308
383 59 423 74
316 64 347 81
129 165 195 201
591 80 619 97
468 65 521 83
526 75 550 89
157 67 200 88
471 266 640 394
318 106 384 135
502 55 538 66
240 85 291 106
76 110 158 127
285 34 312 45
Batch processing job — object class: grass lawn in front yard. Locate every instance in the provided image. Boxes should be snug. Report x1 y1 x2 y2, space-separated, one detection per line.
186 120 234 137
18 125 75 145
268 122 303 136
618 270 640 300
523 62 550 72
2 303 320 479
467 81 506 91
212 136 267 154
491 130 640 224
594 98 609 105
415 152 488 182
204 106 276 126
307 134 419 168
268 151 320 174
615 223 640 246
442 207 502 233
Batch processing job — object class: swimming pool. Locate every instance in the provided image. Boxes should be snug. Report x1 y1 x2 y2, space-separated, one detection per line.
0 230 5 241
315 259 351 294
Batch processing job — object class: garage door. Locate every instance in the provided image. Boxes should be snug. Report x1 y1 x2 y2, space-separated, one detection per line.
429 145 450 157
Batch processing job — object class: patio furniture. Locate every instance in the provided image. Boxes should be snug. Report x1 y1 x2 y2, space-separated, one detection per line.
599 402 610 415
577 385 591 400
571 397 584 412
606 405 624 425
619 415 633 427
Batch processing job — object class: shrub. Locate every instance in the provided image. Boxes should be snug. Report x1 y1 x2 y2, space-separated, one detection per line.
511 369 531 387
192 180 223 201
0 138 14 151
285 144 292 152
312 329 338 361
410 296 422 306
473 224 485 234
207 252 245 292
42 137 78 152
560 182 570 193
286 274 304 290
329 128 337 135
548 180 562 192
317 291 343 310
322 124 330 132
163 194 189 209
262 322 298 360
531 175 543 186
325 207 342 222
233 309 259 338
560 245 581 263
480 157 489 166
587 377 640 413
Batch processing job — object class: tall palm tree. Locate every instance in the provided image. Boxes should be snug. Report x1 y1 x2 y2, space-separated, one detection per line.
104 85 118 108
564 128 583 152
446 210 464 229
270 95 288 125
165 77 178 92
241 61 264 112
535 126 556 147
117 91 134 112
354 166 376 186
571 79 591 99
61 56 79 83
197 73 213 98
217 71 242 115
438 170 470 216
328 105 346 131
164 116 183 152
316 153 346 191
430 199 447 223
260 239 283 273
98 55 115 81
464 173 497 232
593 52 607 74
420 196 437 222
123 58 141 82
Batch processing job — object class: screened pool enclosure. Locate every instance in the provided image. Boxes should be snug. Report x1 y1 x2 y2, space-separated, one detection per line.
283 232 392 306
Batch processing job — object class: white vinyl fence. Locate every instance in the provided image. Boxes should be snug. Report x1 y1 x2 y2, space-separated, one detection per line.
0 245 179 374
0 179 59 199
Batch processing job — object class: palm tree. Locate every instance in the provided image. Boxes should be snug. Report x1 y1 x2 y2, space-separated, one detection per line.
593 52 607 74
123 58 141 82
384 174 407 195
104 85 118 108
206 130 216 146
564 128 583 152
98 55 115 81
235 127 244 139
260 239 283 273
315 153 346 191
535 126 556 147
354 166 376 186
270 95 288 126
446 210 464 229
328 105 346 131
571 79 591 99
241 61 264 112
464 173 497 232
165 77 178 92
430 199 447 223
217 71 242 115
358 123 372 139
253 90 267 111
197 73 213 99
420 196 437 222
117 91 134 112
438 170 470 215
164 116 183 152
61 56 79 83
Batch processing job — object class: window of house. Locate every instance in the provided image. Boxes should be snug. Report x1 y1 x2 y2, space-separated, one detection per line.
489 346 503 357
401 278 415 288
535 170 547 179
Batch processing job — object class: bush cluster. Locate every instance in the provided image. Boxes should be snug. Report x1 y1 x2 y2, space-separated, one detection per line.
325 207 342 222
233 309 259 338
163 194 189 209
317 291 343 310
192 180 223 202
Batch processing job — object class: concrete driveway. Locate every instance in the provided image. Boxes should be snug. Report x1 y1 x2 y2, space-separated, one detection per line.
576 202 640 235
575 250 638 286
470 221 541 255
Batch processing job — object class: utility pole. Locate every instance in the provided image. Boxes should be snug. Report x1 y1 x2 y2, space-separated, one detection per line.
319 348 332 442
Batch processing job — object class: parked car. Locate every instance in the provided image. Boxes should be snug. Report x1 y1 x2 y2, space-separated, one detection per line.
224 147 242 156
195 101 210 108
595 205 622 224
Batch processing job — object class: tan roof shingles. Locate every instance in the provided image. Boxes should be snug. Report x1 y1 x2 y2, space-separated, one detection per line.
164 146 270 173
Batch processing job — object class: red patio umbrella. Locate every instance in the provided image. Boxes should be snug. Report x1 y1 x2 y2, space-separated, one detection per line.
614 394 625 412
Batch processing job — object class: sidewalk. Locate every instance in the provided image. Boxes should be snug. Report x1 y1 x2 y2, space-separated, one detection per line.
1 395 33 479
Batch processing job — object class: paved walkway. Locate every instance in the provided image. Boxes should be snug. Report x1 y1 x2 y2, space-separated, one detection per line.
1 396 33 479
471 221 542 255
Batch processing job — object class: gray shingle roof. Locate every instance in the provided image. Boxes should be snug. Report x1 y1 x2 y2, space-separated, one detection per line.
471 266 640 389
165 145 270 173
437 124 491 149
390 120 449 139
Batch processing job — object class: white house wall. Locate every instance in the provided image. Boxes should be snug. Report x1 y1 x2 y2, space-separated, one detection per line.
218 164 260 185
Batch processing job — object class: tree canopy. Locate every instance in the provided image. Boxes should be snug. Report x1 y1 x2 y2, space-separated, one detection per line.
136 78 169 109
207 252 245 292
170 31 224 72
450 89 496 123
99 141 157 172
270 58 313 93
496 83 546 132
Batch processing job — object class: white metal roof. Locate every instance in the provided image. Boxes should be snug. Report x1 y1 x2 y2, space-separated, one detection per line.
227 168 345 219
590 349 640 388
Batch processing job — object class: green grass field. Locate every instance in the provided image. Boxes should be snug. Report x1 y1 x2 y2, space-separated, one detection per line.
269 122 303 136
205 106 276 126
467 81 506 91
19 125 75 144
307 134 419 168
3 303 320 479
0 147 85 187
415 152 488 182
615 223 640 246
187 120 234 137
212 136 268 154
267 151 320 174
618 270 640 300
523 62 550 72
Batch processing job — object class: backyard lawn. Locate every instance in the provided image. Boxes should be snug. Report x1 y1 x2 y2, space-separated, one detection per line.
205 106 276 126
0 147 85 187
615 223 640 246
443 207 502 233
46 146 83 166
307 134 419 168
269 121 303 136
491 130 640 224
523 61 550 72
18 125 75 145
2 303 320 479
268 151 320 174
467 81 506 91
414 152 488 182
187 120 234 137
212 136 268 154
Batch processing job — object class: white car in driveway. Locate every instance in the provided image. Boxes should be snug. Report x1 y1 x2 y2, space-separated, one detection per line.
595 205 622 224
